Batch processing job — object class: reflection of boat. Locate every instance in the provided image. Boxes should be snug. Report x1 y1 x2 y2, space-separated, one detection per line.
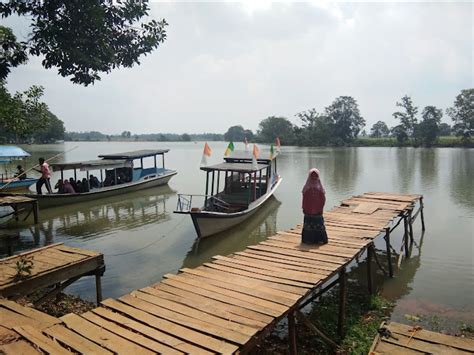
182 196 281 269
175 150 281 238
2 149 177 208
0 146 38 191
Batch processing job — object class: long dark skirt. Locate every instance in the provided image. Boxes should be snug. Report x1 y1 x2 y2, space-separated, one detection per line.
302 214 328 244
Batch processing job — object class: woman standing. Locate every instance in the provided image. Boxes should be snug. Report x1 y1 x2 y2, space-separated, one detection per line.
301 168 328 244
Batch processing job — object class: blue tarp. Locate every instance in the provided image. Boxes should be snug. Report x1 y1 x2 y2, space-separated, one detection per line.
0 146 31 163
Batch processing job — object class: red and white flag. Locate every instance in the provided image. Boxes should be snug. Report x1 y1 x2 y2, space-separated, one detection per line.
201 142 212 166
252 144 259 170
275 137 281 152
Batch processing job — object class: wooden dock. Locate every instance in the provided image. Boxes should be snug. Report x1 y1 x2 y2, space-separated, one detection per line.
369 321 474 354
0 195 39 224
0 243 105 305
0 192 425 353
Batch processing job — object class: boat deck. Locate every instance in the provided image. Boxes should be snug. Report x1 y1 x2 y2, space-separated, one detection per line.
1 192 425 353
369 321 474 354
0 243 105 304
0 195 39 224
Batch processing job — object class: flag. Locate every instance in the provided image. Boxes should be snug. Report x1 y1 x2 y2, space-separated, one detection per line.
201 142 212 166
252 144 259 169
244 137 249 151
224 141 234 156
270 144 274 160
275 137 281 152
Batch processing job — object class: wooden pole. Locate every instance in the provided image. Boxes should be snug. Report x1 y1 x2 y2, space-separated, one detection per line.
420 197 426 231
296 311 338 349
338 268 347 338
204 172 209 206
211 171 215 196
367 245 373 295
95 273 102 305
384 228 393 278
403 215 410 257
32 201 39 224
408 210 414 244
288 311 297 355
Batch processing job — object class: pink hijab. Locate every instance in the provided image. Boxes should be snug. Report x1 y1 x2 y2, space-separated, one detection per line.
302 168 326 214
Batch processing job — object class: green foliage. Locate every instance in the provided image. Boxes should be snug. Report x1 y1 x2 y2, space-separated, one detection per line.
324 96 365 144
446 88 473 145
12 256 34 279
438 123 452 136
393 95 418 140
0 25 28 80
0 0 168 85
257 116 295 144
181 133 191 141
33 111 65 143
295 109 333 146
416 105 443 147
370 120 390 138
224 125 253 142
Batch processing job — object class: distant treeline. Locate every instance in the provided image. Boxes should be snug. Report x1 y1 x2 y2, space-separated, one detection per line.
65 131 224 142
224 89 473 148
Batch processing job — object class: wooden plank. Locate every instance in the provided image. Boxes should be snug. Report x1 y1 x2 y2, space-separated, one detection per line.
0 324 20 343
133 289 257 337
181 267 301 301
388 322 474 352
43 324 113 355
81 311 184 354
61 313 153 354
259 240 354 259
108 297 239 354
54 244 101 258
0 339 42 354
164 273 287 316
0 243 63 263
13 325 71 354
92 307 212 354
375 340 423 354
383 332 472 355
274 232 366 249
0 299 60 326
0 307 48 331
175 269 297 307
153 283 271 326
203 261 314 288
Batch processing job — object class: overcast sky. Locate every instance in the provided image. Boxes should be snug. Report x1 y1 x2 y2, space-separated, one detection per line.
4 1 473 134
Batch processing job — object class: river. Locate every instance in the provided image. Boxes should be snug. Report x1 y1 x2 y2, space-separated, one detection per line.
1 142 473 330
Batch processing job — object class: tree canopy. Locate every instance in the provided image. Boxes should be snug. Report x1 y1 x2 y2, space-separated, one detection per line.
446 88 473 144
416 106 443 146
224 125 253 142
392 95 418 142
0 0 167 85
370 121 390 138
324 96 365 144
257 116 295 144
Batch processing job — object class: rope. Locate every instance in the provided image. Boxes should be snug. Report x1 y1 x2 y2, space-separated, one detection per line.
107 215 188 257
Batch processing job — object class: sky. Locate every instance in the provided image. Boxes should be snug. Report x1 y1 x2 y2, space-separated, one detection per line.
4 1 473 134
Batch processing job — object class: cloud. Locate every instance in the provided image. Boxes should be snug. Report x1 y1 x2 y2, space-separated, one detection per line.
5 2 472 134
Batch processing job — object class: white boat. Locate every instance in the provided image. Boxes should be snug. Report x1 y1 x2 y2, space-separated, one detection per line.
0 146 38 192
175 150 281 238
1 149 177 208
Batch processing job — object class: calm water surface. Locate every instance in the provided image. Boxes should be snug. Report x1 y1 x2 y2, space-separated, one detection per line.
1 142 473 329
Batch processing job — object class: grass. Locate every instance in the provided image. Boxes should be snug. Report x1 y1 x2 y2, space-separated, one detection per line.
354 136 471 147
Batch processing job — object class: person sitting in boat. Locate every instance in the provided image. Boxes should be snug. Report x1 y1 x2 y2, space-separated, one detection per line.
35 158 52 194
54 179 65 194
63 180 76 194
76 180 84 193
69 177 79 192
301 168 328 244
14 165 26 180
89 174 100 189
82 178 90 192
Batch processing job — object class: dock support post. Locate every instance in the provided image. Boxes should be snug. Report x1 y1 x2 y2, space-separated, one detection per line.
403 215 409 257
288 311 297 355
95 272 103 305
408 209 414 244
384 228 393 278
420 197 426 231
33 201 39 224
367 245 373 295
338 268 347 338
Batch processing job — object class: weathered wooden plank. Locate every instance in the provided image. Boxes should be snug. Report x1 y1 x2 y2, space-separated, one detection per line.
274 232 366 249
375 340 423 354
61 313 153 354
0 307 48 331
43 324 113 355
0 339 42 354
383 332 472 355
259 240 354 259
13 325 71 354
54 244 101 258
0 299 60 326
0 243 63 263
247 244 345 265
153 282 271 326
92 306 212 354
81 311 184 354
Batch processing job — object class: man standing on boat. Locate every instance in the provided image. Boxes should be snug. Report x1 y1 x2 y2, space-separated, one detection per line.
35 157 52 194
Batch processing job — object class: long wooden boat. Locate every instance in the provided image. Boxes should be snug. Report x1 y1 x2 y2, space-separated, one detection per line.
0 146 38 191
1 149 177 208
175 150 281 238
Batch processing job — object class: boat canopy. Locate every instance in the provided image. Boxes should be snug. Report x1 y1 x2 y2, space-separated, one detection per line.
51 159 132 172
201 162 268 173
224 149 279 163
0 146 31 163
99 149 169 160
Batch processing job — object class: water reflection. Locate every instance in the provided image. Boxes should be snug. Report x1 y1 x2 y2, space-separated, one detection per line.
396 148 416 192
322 148 361 195
182 197 281 269
418 149 439 189
450 149 474 210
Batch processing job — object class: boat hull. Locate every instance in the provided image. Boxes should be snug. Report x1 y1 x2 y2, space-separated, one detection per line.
187 177 282 238
2 171 177 209
0 178 38 192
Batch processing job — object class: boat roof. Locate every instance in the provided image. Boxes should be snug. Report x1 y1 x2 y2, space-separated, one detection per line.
99 149 169 160
224 149 279 163
201 162 269 173
0 146 31 163
51 159 132 172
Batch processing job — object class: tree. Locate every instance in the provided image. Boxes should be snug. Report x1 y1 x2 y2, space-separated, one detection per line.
370 121 390 138
224 125 253 142
392 95 418 141
181 133 191 142
33 111 65 143
324 96 365 144
295 109 333 146
0 1 168 85
446 88 473 144
417 106 443 146
438 123 452 136
257 116 295 144
391 125 409 144
121 131 131 138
